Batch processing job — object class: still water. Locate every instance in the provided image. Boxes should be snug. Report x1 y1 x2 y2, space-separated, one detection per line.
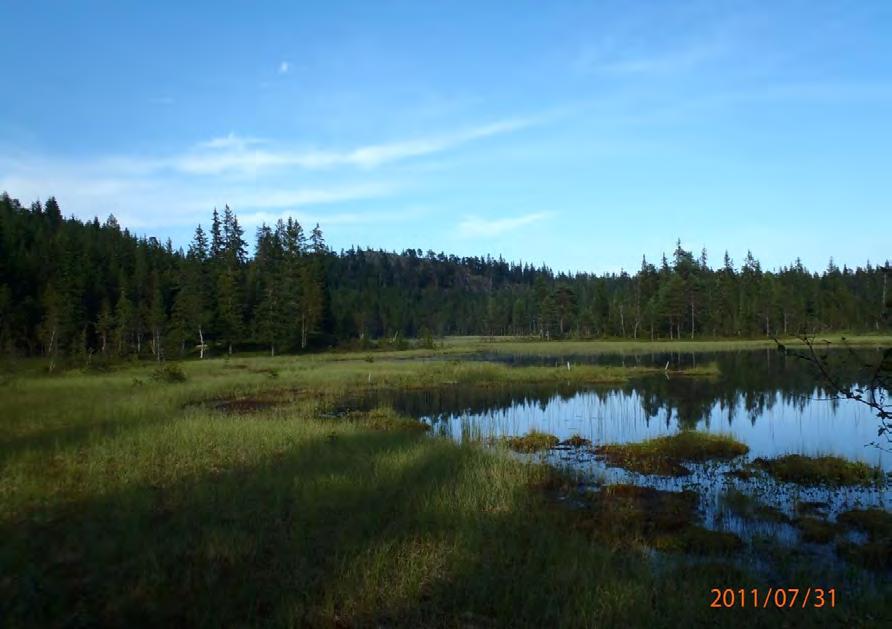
393 349 889 469
351 349 891 556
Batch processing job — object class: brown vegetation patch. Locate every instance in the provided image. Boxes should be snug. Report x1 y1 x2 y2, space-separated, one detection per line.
343 407 431 432
210 398 281 414
184 394 287 415
559 434 592 448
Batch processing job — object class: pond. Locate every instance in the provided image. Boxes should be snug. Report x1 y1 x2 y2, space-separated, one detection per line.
349 348 891 575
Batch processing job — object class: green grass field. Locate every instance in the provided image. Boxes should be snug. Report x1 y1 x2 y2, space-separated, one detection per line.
435 334 892 356
1 350 889 626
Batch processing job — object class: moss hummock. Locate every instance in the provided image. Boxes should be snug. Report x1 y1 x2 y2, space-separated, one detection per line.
594 431 749 477
560 434 592 448
503 430 560 453
752 454 884 487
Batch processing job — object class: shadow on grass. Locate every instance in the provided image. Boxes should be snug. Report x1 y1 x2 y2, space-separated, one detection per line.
0 430 493 626
1 426 887 628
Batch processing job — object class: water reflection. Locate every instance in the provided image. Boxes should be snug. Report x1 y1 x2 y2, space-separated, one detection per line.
347 349 891 561
364 349 890 468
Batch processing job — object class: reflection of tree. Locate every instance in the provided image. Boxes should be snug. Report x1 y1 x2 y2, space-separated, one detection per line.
623 350 874 429
776 336 891 448
345 349 881 432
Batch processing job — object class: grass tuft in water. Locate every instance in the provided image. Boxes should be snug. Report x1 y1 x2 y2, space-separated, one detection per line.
594 431 749 477
794 517 839 544
835 508 892 571
651 526 744 555
751 454 884 487
836 540 892 572
503 430 560 453
345 407 431 432
837 508 892 539
560 434 592 448
721 489 790 524
572 484 742 556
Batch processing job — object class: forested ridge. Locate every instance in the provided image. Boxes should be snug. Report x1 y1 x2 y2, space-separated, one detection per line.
1 193 889 361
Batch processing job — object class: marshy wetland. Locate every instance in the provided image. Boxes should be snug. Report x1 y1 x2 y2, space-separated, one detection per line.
1 337 890 626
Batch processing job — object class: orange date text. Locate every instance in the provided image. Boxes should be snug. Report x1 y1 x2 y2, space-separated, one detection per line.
710 588 836 609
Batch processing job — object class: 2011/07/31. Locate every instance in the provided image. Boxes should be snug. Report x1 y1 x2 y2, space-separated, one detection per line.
710 588 836 609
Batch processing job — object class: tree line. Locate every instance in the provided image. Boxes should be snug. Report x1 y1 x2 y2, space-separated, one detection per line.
1 193 889 362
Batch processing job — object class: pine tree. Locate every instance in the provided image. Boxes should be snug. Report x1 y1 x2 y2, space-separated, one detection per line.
38 282 62 371
148 271 165 361
114 280 135 356
210 208 223 260
253 224 286 356
96 298 113 354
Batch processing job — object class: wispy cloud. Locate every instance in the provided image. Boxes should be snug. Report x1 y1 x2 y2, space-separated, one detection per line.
0 152 399 229
574 28 728 78
169 116 541 175
278 61 290 74
197 133 266 151
597 44 721 76
0 113 548 232
237 206 421 229
222 183 395 211
458 212 552 238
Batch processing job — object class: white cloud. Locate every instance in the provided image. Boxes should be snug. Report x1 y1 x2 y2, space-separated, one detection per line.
197 133 266 150
0 112 547 232
237 206 419 229
458 212 552 238
345 117 535 168
165 115 540 176
0 152 399 229
278 61 290 74
575 32 727 77
223 183 395 211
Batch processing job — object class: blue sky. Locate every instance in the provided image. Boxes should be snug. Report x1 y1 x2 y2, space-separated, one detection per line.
1 1 890 273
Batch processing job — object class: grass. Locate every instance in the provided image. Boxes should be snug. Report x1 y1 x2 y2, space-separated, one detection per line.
751 454 885 487
836 508 892 572
503 430 560 453
0 352 889 626
444 334 892 356
420 361 677 385
572 483 743 555
794 517 840 544
721 489 790 524
560 434 592 448
650 526 743 555
837 508 892 539
594 431 749 477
